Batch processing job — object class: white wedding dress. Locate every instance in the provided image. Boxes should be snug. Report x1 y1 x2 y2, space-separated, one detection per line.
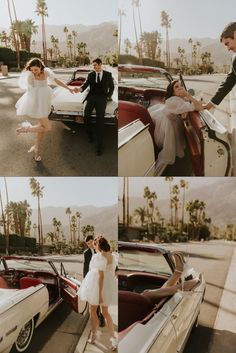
78 252 118 306
148 96 195 173
15 68 55 119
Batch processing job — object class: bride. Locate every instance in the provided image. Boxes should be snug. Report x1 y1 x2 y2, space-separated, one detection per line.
148 80 204 174
15 58 75 161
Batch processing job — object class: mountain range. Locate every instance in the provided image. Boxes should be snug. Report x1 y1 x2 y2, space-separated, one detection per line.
30 204 118 240
0 22 118 57
119 178 236 228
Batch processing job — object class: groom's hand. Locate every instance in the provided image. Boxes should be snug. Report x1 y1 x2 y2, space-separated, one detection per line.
203 102 214 110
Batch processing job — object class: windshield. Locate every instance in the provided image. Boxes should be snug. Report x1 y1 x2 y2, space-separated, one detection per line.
119 70 171 90
119 250 172 276
4 259 56 273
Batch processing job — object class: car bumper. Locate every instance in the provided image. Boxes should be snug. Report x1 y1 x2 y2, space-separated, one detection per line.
49 110 117 125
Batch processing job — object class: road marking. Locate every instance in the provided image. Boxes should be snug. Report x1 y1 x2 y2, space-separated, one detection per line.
214 244 236 333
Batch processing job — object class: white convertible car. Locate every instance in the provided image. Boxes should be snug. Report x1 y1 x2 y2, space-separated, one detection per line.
0 256 86 353
118 242 206 353
50 67 118 125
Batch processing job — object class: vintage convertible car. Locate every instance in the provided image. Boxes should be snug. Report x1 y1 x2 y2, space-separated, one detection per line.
0 256 86 353
49 67 118 125
118 64 232 176
118 242 206 353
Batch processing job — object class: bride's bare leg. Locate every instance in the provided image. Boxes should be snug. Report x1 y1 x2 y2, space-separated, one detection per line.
101 305 115 337
17 117 52 134
89 305 99 337
143 253 192 299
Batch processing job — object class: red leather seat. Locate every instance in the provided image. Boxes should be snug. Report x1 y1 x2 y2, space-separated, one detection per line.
118 291 154 332
118 101 155 141
19 277 43 289
0 276 9 289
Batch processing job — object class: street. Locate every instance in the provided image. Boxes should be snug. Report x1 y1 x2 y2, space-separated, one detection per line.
162 240 236 353
0 71 117 176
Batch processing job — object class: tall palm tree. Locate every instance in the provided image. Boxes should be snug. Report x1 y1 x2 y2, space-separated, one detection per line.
196 41 201 66
118 8 126 57
188 38 193 66
161 11 172 68
7 0 20 68
171 185 180 228
63 26 69 57
165 177 173 225
66 207 72 243
76 211 82 243
179 179 188 234
35 0 48 64
29 178 44 251
67 33 73 60
133 0 143 61
131 0 141 64
72 30 77 61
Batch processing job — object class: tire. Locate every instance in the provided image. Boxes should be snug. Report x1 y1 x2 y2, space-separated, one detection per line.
13 318 34 352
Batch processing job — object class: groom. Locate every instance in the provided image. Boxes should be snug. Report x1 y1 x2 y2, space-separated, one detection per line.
76 58 114 156
204 22 236 110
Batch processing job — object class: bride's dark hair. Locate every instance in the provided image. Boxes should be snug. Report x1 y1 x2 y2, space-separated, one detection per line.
25 58 45 71
165 79 179 100
97 236 111 252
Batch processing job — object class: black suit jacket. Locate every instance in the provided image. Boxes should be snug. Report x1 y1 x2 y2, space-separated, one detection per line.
211 55 236 105
81 70 114 101
83 248 93 278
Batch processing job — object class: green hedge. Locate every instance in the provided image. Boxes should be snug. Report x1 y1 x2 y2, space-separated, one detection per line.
0 47 41 69
0 233 36 247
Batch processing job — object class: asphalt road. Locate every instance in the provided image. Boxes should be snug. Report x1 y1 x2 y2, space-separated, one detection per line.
162 240 236 353
0 73 117 176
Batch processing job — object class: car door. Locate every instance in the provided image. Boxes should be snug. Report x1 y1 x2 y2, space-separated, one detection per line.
119 309 177 353
170 289 203 353
59 263 87 314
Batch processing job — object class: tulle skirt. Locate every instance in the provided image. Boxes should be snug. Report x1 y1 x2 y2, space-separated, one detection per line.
78 269 118 306
16 86 53 119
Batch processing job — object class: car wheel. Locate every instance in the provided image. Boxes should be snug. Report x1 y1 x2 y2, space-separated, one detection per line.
13 318 34 352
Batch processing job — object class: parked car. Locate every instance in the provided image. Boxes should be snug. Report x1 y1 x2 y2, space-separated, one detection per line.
118 241 206 353
0 256 86 353
118 64 232 176
50 67 118 125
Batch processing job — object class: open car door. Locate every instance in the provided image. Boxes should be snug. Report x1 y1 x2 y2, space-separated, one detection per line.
59 263 87 314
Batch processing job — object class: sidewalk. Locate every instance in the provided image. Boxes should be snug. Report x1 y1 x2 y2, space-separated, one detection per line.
75 305 118 353
0 73 20 80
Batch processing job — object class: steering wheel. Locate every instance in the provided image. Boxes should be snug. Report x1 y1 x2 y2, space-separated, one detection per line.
4 268 18 282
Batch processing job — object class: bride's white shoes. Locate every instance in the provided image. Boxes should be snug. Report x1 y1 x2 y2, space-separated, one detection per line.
110 337 118 351
28 145 42 162
16 121 33 135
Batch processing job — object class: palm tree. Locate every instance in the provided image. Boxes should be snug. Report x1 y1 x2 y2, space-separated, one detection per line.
118 8 126 56
72 30 77 61
35 0 48 64
124 38 132 55
29 178 44 251
63 26 69 57
31 39 36 52
161 11 172 68
67 33 73 60
179 179 188 234
165 177 173 225
131 0 141 64
188 38 193 66
75 211 82 243
66 207 72 243
0 187 8 254
143 186 151 220
134 206 146 226
196 41 201 66
7 0 20 68
171 185 180 228
133 0 143 61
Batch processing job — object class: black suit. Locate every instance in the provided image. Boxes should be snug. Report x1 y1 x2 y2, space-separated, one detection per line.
81 70 114 149
83 248 93 278
211 55 236 105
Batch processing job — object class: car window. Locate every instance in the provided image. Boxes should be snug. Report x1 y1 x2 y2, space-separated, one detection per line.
4 259 56 273
119 71 170 90
119 250 172 275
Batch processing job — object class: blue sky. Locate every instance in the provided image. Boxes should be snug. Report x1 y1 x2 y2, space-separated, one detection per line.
0 177 118 208
0 0 117 28
119 0 236 41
